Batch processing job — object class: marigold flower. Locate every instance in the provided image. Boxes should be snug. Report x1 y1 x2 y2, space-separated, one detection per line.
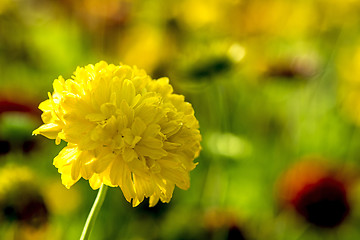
33 61 201 207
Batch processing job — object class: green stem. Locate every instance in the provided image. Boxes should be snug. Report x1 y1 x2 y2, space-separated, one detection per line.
80 184 108 240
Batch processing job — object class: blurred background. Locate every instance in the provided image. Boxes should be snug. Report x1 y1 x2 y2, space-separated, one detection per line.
2 0 360 239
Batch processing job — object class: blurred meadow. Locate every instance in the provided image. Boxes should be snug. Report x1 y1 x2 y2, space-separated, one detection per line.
2 0 360 239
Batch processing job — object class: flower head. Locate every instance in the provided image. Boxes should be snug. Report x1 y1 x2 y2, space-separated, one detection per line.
33 61 201 207
277 158 350 228
0 165 49 228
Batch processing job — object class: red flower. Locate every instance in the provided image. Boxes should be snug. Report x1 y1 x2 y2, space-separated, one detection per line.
277 159 351 228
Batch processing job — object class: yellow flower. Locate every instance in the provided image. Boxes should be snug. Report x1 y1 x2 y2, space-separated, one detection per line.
33 61 201 207
0 165 49 229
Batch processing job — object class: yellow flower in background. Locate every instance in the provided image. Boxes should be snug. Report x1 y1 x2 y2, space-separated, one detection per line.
0 165 34 197
117 25 165 74
337 45 360 125
0 165 49 232
33 61 201 207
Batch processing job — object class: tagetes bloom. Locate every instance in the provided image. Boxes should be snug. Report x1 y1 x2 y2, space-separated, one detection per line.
33 61 201 207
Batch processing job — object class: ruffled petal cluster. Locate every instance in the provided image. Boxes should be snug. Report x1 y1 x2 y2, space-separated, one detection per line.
33 61 201 207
